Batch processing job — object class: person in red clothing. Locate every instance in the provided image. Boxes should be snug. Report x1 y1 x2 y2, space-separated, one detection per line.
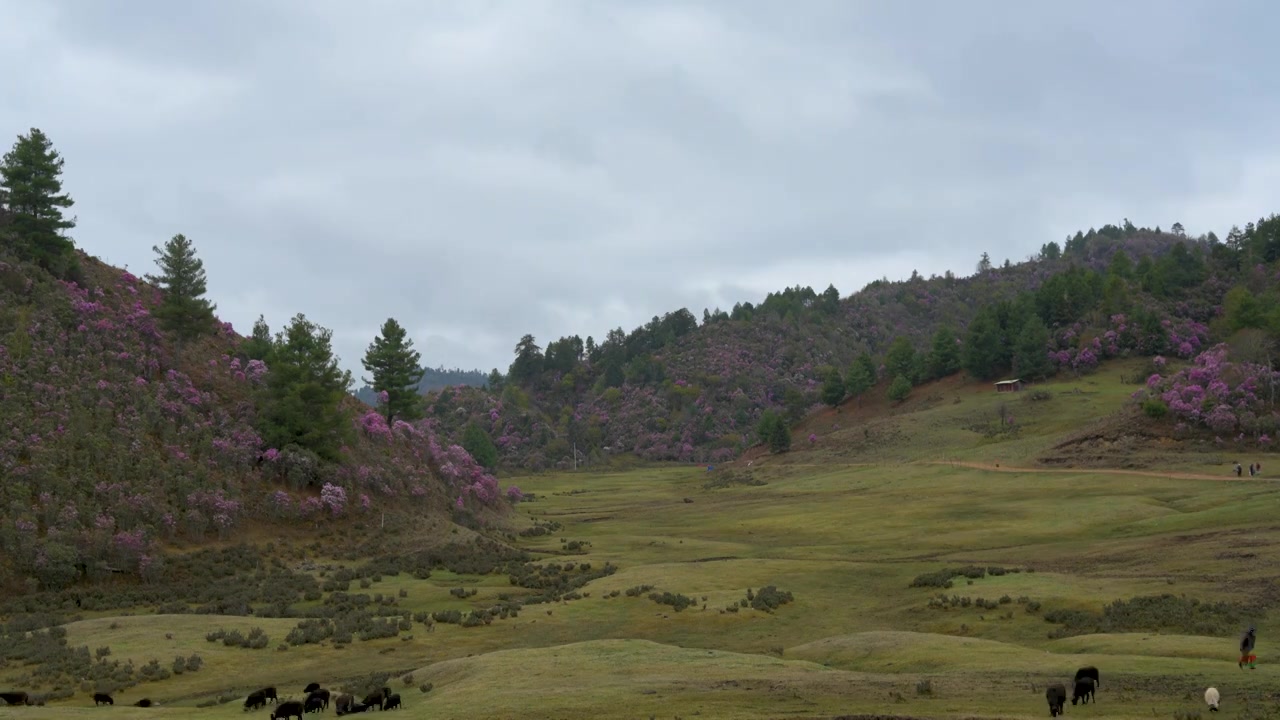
1240 626 1257 669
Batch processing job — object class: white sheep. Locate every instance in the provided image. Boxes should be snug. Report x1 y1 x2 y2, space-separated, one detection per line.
1205 687 1220 712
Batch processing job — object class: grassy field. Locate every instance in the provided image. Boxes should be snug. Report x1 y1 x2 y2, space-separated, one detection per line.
4 362 1278 720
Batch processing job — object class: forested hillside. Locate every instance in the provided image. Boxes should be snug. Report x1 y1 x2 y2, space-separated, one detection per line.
430 219 1280 470
0 129 515 593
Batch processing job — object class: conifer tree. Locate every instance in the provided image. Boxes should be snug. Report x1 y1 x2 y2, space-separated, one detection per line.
845 352 877 406
361 318 425 424
145 233 216 344
258 313 353 462
820 366 846 408
0 128 77 277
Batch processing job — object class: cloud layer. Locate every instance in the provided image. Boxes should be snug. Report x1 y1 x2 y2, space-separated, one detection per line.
3 0 1277 375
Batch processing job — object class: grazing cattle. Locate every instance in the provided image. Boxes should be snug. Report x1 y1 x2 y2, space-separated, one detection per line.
134 698 153 707
1074 666 1100 688
345 703 373 714
0 692 31 706
93 692 114 706
382 693 401 711
361 688 390 710
304 683 321 694
261 687 279 704
334 694 356 715
1206 687 1220 712
245 691 268 711
305 696 325 714
1072 677 1096 706
271 700 305 720
307 689 331 710
1046 683 1067 717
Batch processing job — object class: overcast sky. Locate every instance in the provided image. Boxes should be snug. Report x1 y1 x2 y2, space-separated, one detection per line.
3 1 1278 378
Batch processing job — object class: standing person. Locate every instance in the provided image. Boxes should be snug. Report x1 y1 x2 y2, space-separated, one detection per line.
1235 462 1243 477
1240 625 1257 669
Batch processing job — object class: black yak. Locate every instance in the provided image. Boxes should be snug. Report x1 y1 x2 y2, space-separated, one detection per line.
1046 683 1067 717
271 700 305 720
1072 677 1096 706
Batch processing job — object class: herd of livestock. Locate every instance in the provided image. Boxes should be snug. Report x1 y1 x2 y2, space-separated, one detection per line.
0 663 1236 716
1047 666 1221 717
0 682 402 718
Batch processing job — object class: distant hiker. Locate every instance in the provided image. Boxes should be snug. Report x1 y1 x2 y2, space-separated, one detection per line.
1250 464 1256 477
1235 462 1243 477
1239 625 1257 669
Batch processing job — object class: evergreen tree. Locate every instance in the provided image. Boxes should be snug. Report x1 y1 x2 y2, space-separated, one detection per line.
758 410 791 454
462 421 499 470
887 374 912 403
361 318 426 424
242 315 273 361
845 352 876 405
1012 316 1053 380
486 368 505 393
963 310 1004 380
258 313 353 462
0 128 77 277
977 252 992 273
820 366 845 408
885 337 917 384
927 326 962 379
509 334 544 384
145 233 216 345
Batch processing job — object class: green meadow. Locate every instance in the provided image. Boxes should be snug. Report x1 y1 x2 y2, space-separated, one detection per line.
4 362 1277 720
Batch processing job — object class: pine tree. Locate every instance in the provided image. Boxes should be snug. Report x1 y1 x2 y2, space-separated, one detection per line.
820 367 846 408
845 352 876 406
927 327 962 380
242 315 274 361
888 374 912 403
145 233 216 344
1012 316 1053 380
885 337 917 384
462 421 499 469
258 313 353 462
758 410 791 454
963 310 1005 380
0 128 77 277
361 318 426 424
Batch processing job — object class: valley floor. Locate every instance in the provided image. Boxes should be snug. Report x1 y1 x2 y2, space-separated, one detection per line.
4 366 1277 720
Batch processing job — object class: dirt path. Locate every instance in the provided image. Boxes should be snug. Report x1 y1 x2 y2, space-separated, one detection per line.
731 458 1261 483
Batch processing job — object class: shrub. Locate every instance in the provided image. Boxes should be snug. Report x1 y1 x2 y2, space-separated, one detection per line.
1142 398 1169 418
916 679 933 696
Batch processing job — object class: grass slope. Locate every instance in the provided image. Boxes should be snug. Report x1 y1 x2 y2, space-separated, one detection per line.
3 360 1278 719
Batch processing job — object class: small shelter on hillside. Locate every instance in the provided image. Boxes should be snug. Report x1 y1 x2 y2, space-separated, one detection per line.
994 379 1023 393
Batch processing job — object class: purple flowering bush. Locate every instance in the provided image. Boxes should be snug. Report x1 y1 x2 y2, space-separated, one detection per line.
1138 344 1280 441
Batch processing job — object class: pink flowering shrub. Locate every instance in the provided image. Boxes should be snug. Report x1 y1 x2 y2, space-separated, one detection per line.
1139 344 1280 438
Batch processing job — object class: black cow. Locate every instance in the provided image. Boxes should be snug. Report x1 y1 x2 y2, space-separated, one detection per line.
261 687 279 704
1074 666 1100 688
134 698 153 707
382 693 401 711
304 683 321 694
1072 677 1096 706
334 694 355 715
0 692 31 706
1046 683 1067 717
345 703 373 714
305 696 325 714
307 689 331 710
361 687 390 710
271 700 305 720
93 692 114 706
245 691 268 711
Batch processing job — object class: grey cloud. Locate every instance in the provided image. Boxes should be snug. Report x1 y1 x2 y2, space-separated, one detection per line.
1 0 1277 374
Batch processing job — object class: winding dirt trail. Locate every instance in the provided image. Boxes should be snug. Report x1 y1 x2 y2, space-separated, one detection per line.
734 458 1263 483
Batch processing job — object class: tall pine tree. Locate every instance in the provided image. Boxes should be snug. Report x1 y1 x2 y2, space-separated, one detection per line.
0 128 77 277
1012 315 1054 380
145 233 216 346
259 313 353 462
361 318 426 424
